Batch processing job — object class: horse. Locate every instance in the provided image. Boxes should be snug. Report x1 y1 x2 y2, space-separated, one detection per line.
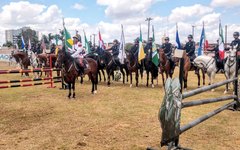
159 49 175 86
193 55 216 90
144 51 158 88
12 51 30 76
224 46 237 94
10 50 20 67
55 47 98 98
174 51 205 90
126 51 144 87
99 50 129 86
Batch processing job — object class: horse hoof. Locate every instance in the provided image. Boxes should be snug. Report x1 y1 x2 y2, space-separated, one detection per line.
224 90 227 94
152 84 155 88
130 84 132 88
94 90 97 94
211 89 215 92
184 88 187 91
198 86 200 88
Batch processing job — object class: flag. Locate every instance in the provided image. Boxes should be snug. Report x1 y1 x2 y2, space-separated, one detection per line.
41 38 46 54
63 26 73 51
98 30 105 50
138 26 145 62
15 43 19 49
84 30 90 54
219 21 225 60
21 35 25 49
176 24 181 49
28 39 31 51
152 25 159 67
198 23 205 56
119 24 126 64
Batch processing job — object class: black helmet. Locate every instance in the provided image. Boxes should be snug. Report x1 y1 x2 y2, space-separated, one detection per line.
188 34 193 39
233 32 239 37
149 37 153 41
165 37 170 41
135 37 139 42
113 39 119 43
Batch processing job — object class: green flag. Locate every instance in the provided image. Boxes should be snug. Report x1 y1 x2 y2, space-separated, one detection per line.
84 30 90 54
152 26 159 66
55 34 59 45
64 26 73 51
138 26 145 62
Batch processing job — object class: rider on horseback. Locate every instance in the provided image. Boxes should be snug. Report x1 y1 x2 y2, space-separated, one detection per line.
69 35 85 76
161 37 174 74
106 39 120 64
230 31 240 68
130 37 139 56
144 37 153 55
184 34 196 62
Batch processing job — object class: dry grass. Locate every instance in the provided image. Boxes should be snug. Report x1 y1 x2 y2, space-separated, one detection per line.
0 61 240 150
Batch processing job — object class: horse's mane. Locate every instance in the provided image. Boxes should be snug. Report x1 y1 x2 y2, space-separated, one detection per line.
61 46 74 62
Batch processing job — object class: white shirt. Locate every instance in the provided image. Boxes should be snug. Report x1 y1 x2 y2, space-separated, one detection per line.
70 42 83 58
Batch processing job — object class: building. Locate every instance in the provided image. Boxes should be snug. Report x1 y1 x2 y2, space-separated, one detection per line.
5 27 39 45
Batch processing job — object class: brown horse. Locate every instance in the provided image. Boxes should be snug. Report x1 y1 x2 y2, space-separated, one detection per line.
159 49 174 86
12 51 30 76
126 51 143 87
174 51 205 90
55 47 98 98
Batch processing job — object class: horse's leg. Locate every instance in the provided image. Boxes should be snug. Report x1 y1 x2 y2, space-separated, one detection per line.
151 70 154 88
202 69 205 85
94 73 98 94
184 71 188 90
98 70 102 82
72 81 76 98
120 67 125 84
102 69 106 82
161 72 165 88
146 70 149 87
107 68 111 86
68 83 71 98
136 69 139 87
130 71 133 87
80 77 83 84
125 65 129 82
196 69 200 88
90 75 94 94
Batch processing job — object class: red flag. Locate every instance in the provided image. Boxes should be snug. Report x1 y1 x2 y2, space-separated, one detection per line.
98 30 105 50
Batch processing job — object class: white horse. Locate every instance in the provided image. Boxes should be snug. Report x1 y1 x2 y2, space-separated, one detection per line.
29 51 39 78
193 55 217 90
224 45 237 94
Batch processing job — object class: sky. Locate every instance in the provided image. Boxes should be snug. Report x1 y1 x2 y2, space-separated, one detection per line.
0 0 240 45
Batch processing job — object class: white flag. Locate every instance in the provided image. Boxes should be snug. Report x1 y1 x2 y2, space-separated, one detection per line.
118 24 126 64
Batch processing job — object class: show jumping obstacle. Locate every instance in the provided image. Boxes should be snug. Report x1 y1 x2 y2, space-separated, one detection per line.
0 55 62 89
158 50 240 149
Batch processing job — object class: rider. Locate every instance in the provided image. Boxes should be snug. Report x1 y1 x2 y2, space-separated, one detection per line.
50 43 56 54
230 31 240 69
207 39 223 72
69 35 85 76
144 37 153 55
230 32 240 51
130 37 139 56
161 37 174 73
106 39 120 63
184 34 196 62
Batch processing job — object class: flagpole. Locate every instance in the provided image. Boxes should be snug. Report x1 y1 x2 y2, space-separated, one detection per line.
203 21 205 51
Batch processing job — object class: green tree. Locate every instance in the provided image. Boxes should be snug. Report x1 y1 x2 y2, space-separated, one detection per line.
3 41 13 47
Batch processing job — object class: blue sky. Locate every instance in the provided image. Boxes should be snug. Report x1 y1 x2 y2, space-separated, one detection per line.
0 0 239 44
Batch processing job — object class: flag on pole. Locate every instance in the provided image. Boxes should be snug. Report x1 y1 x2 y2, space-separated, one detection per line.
28 39 31 51
98 30 105 50
175 24 181 49
198 22 205 56
63 18 73 51
21 35 25 49
119 24 126 64
219 21 225 60
138 25 145 62
84 30 90 54
152 25 159 66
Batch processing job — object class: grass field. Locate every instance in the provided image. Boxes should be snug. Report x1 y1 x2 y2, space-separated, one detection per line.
0 61 240 150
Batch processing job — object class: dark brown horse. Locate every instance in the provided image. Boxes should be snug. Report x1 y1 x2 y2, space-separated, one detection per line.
144 51 158 87
126 51 143 87
159 49 174 86
174 51 205 90
55 47 98 98
12 51 30 76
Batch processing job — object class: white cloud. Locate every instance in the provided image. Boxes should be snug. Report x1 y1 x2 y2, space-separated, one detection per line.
211 0 240 8
168 4 213 22
72 3 85 10
97 0 155 19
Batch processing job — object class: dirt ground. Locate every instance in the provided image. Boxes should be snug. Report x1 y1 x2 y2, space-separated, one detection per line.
0 61 240 150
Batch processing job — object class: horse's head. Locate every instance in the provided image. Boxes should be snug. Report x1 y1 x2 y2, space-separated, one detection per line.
55 47 66 68
228 47 237 62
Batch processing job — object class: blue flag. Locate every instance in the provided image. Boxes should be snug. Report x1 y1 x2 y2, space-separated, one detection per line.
176 30 181 49
198 24 205 56
21 35 25 49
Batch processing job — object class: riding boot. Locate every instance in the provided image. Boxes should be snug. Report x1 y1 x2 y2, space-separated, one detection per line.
75 58 84 77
